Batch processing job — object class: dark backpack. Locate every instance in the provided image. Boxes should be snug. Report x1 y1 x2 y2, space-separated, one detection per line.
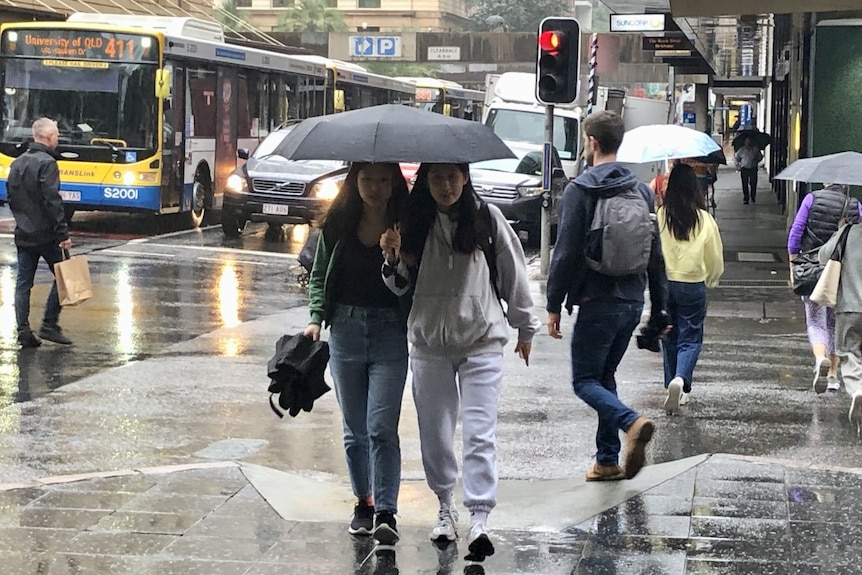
474 201 503 306
585 186 654 277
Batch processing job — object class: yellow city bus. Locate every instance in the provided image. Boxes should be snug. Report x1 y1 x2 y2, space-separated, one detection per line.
0 14 415 226
398 78 484 120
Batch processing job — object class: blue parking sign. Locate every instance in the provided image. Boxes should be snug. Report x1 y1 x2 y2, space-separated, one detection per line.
377 37 397 56
354 36 373 56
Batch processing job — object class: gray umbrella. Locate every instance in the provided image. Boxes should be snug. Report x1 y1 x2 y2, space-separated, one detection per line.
272 104 515 164
774 151 862 186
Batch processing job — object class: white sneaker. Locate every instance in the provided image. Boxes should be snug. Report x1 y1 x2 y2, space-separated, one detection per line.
827 376 841 392
466 522 495 561
430 503 459 542
813 356 829 393
664 377 683 415
679 391 690 406
850 393 862 436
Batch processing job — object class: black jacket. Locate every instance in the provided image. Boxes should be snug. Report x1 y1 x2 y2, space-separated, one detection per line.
547 162 667 315
801 185 860 253
8 143 68 247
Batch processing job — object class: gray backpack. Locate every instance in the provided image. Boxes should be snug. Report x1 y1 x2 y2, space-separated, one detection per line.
584 187 654 276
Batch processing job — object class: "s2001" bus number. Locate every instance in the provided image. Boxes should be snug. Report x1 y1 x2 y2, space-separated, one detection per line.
103 188 139 200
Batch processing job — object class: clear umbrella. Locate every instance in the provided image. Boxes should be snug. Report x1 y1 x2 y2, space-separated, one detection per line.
616 124 723 164
774 152 862 186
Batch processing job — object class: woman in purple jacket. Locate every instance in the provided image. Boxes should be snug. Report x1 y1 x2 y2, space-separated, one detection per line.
788 184 861 392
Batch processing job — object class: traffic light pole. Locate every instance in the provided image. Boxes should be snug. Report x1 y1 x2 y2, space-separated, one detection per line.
540 103 554 276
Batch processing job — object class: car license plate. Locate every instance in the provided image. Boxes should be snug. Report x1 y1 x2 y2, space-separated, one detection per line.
59 190 81 202
262 204 290 216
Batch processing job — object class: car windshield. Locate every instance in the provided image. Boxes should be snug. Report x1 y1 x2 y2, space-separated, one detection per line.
1 59 158 153
252 129 343 169
485 109 579 160
473 147 545 176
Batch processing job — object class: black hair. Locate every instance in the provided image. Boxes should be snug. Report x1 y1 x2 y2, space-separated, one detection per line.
662 163 704 241
318 162 409 238
402 163 481 260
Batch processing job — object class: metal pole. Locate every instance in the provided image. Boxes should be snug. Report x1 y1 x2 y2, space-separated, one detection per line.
540 103 554 276
667 65 677 124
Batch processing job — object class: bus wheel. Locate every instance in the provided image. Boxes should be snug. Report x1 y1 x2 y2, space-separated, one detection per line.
191 179 208 228
222 209 245 238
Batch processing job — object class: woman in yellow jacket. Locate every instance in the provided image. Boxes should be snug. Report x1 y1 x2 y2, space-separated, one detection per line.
657 164 725 415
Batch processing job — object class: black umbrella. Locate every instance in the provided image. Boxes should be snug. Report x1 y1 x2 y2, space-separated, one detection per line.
267 334 330 418
273 104 516 163
733 130 771 151
689 149 727 165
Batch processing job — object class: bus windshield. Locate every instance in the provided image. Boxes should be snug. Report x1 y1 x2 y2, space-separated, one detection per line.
1 59 159 155
485 108 579 160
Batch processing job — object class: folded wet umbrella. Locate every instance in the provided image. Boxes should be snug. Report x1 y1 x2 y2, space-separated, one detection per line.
267 333 330 418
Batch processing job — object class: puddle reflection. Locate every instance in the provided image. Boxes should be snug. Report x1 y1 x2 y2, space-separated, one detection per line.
116 264 136 358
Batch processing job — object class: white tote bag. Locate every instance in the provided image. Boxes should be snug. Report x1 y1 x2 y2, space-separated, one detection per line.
811 225 853 308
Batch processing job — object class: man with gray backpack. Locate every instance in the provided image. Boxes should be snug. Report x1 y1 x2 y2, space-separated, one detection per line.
546 110 668 482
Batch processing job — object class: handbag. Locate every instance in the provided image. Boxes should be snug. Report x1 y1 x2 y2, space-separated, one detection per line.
811 224 853 308
54 250 93 306
791 249 823 296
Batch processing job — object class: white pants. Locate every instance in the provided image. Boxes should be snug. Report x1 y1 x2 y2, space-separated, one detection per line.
411 351 503 514
836 313 862 398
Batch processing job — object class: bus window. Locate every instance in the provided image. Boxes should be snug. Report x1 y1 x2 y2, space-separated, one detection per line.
187 66 216 138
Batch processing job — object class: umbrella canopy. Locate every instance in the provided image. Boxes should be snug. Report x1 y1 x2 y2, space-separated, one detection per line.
616 124 722 164
272 104 515 164
688 149 728 165
732 130 771 151
774 151 862 186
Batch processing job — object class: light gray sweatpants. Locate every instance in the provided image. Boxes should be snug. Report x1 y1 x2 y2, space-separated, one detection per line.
836 312 862 398
411 350 503 514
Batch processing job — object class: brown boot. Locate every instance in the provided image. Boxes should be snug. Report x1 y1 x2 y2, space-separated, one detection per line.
585 462 625 482
624 417 655 480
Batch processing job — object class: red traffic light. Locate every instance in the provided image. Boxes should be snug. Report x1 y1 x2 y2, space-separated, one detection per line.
539 30 565 54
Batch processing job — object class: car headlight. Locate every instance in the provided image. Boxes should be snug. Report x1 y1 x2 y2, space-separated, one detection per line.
517 186 543 197
311 177 344 201
226 174 248 194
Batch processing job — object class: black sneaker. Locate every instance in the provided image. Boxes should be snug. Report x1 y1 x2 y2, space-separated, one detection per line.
17 330 41 348
348 501 374 536
373 511 399 545
38 324 72 345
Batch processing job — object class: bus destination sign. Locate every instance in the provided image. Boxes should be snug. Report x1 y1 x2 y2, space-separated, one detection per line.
2 30 158 62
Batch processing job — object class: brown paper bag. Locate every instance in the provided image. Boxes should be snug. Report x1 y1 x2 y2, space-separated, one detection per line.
55 256 93 306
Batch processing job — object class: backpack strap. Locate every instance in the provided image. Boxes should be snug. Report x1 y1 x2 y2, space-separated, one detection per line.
476 202 504 308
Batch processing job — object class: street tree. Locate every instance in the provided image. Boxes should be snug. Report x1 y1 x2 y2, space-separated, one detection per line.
275 0 348 33
469 0 569 33
217 0 250 31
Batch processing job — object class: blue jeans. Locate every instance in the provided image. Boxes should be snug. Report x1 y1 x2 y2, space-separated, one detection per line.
661 281 707 393
571 300 643 467
15 243 63 334
328 304 408 514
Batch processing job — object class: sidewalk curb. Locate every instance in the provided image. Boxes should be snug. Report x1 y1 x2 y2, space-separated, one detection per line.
0 460 238 492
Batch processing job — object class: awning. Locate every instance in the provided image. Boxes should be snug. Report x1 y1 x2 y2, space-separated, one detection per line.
671 0 862 17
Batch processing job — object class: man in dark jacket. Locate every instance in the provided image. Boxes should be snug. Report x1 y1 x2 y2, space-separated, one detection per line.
546 111 668 482
9 117 72 347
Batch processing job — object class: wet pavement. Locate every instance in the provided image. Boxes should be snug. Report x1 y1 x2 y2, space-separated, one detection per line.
0 169 861 572
2 454 861 574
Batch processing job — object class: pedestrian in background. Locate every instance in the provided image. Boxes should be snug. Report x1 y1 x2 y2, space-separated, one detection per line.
657 164 724 414
788 184 861 392
381 162 540 561
303 162 410 545
8 117 73 348
546 111 668 483
734 137 763 205
818 223 862 434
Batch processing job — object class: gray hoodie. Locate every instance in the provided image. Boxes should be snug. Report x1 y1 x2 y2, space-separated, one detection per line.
385 204 540 357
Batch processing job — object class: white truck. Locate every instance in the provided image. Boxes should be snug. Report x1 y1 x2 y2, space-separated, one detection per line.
482 73 583 177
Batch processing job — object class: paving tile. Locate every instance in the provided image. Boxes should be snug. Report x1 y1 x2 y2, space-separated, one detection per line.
140 558 253 575
623 494 693 517
145 476 247 497
785 469 862 489
0 488 49 527
692 497 788 520
575 550 687 574
790 521 862 565
18 507 110 530
788 501 862 524
646 470 697 500
47 553 146 574
183 514 294 542
591 508 691 539
65 531 174 555
27 490 137 510
161 535 277 562
792 564 862 575
685 559 737 574
694 479 787 501
119 492 230 515
0 526 78 554
45 474 158 494
90 511 203 535
697 459 787 484
690 517 789 540
687 536 791 563
0 552 53 574
206 485 275 517
734 563 796 575
787 484 862 505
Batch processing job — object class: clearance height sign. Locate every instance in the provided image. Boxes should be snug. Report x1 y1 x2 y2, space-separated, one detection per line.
2 29 158 62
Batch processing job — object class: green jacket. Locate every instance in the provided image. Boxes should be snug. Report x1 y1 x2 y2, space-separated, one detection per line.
307 226 412 326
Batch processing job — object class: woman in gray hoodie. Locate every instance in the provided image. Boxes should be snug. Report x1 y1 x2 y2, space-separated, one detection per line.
380 163 540 561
